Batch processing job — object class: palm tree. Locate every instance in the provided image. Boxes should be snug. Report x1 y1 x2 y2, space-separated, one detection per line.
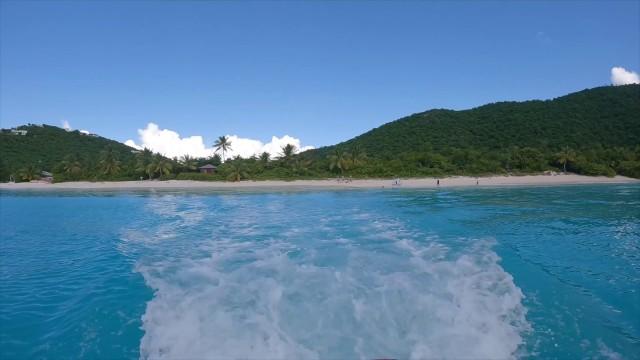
280 144 297 163
135 148 153 178
226 161 247 182
18 164 38 181
209 154 222 166
292 158 312 175
145 162 156 179
259 152 270 164
61 155 83 179
328 148 351 174
99 146 121 176
150 155 173 177
556 146 576 173
350 145 367 167
214 136 232 162
179 155 198 172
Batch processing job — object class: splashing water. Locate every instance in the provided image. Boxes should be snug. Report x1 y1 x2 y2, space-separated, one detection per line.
122 193 526 359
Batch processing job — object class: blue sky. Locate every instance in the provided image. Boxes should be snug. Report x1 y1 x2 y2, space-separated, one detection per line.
1 0 639 153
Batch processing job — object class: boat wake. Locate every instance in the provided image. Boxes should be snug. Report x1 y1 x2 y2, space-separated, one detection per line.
121 194 530 359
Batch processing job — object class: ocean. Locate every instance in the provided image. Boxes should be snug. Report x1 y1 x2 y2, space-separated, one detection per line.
1 185 639 359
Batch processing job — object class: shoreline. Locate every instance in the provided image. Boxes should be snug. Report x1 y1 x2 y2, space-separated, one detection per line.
0 175 638 191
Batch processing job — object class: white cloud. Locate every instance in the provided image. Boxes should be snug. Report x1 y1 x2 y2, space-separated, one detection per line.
62 121 96 136
124 122 314 160
224 134 315 159
611 67 640 86
125 123 212 158
124 139 142 150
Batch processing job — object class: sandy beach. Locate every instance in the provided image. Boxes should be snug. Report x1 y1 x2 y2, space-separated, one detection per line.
0 174 637 191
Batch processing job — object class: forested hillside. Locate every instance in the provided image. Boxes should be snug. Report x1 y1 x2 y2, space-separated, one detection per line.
1 85 639 182
0 125 138 181
305 84 640 178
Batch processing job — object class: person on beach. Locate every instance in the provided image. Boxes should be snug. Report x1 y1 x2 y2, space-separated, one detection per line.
437 179 440 186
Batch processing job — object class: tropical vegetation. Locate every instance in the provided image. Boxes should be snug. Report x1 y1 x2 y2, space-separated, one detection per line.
1 85 639 182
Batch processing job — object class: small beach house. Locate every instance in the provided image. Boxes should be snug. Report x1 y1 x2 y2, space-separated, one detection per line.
198 164 217 174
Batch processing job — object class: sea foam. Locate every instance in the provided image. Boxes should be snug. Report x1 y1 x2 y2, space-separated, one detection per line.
127 195 530 359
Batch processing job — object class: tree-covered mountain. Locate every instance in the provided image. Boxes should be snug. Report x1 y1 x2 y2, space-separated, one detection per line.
1 85 639 182
304 84 640 178
0 125 138 181
0 124 224 182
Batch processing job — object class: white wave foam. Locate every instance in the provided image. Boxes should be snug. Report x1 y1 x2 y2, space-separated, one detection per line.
136 232 529 359
597 339 623 360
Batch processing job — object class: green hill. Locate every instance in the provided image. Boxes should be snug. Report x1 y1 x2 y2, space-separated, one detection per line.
1 85 639 182
305 84 640 178
0 124 138 181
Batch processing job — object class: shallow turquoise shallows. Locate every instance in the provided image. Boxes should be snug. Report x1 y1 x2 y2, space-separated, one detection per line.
1 185 639 359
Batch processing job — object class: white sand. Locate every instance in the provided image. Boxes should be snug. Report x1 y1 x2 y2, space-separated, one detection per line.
0 174 637 191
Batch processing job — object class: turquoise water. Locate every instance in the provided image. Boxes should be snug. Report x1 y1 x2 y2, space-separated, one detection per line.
1 185 639 359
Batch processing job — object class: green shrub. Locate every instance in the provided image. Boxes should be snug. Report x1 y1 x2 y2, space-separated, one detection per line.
616 161 640 178
572 159 616 177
